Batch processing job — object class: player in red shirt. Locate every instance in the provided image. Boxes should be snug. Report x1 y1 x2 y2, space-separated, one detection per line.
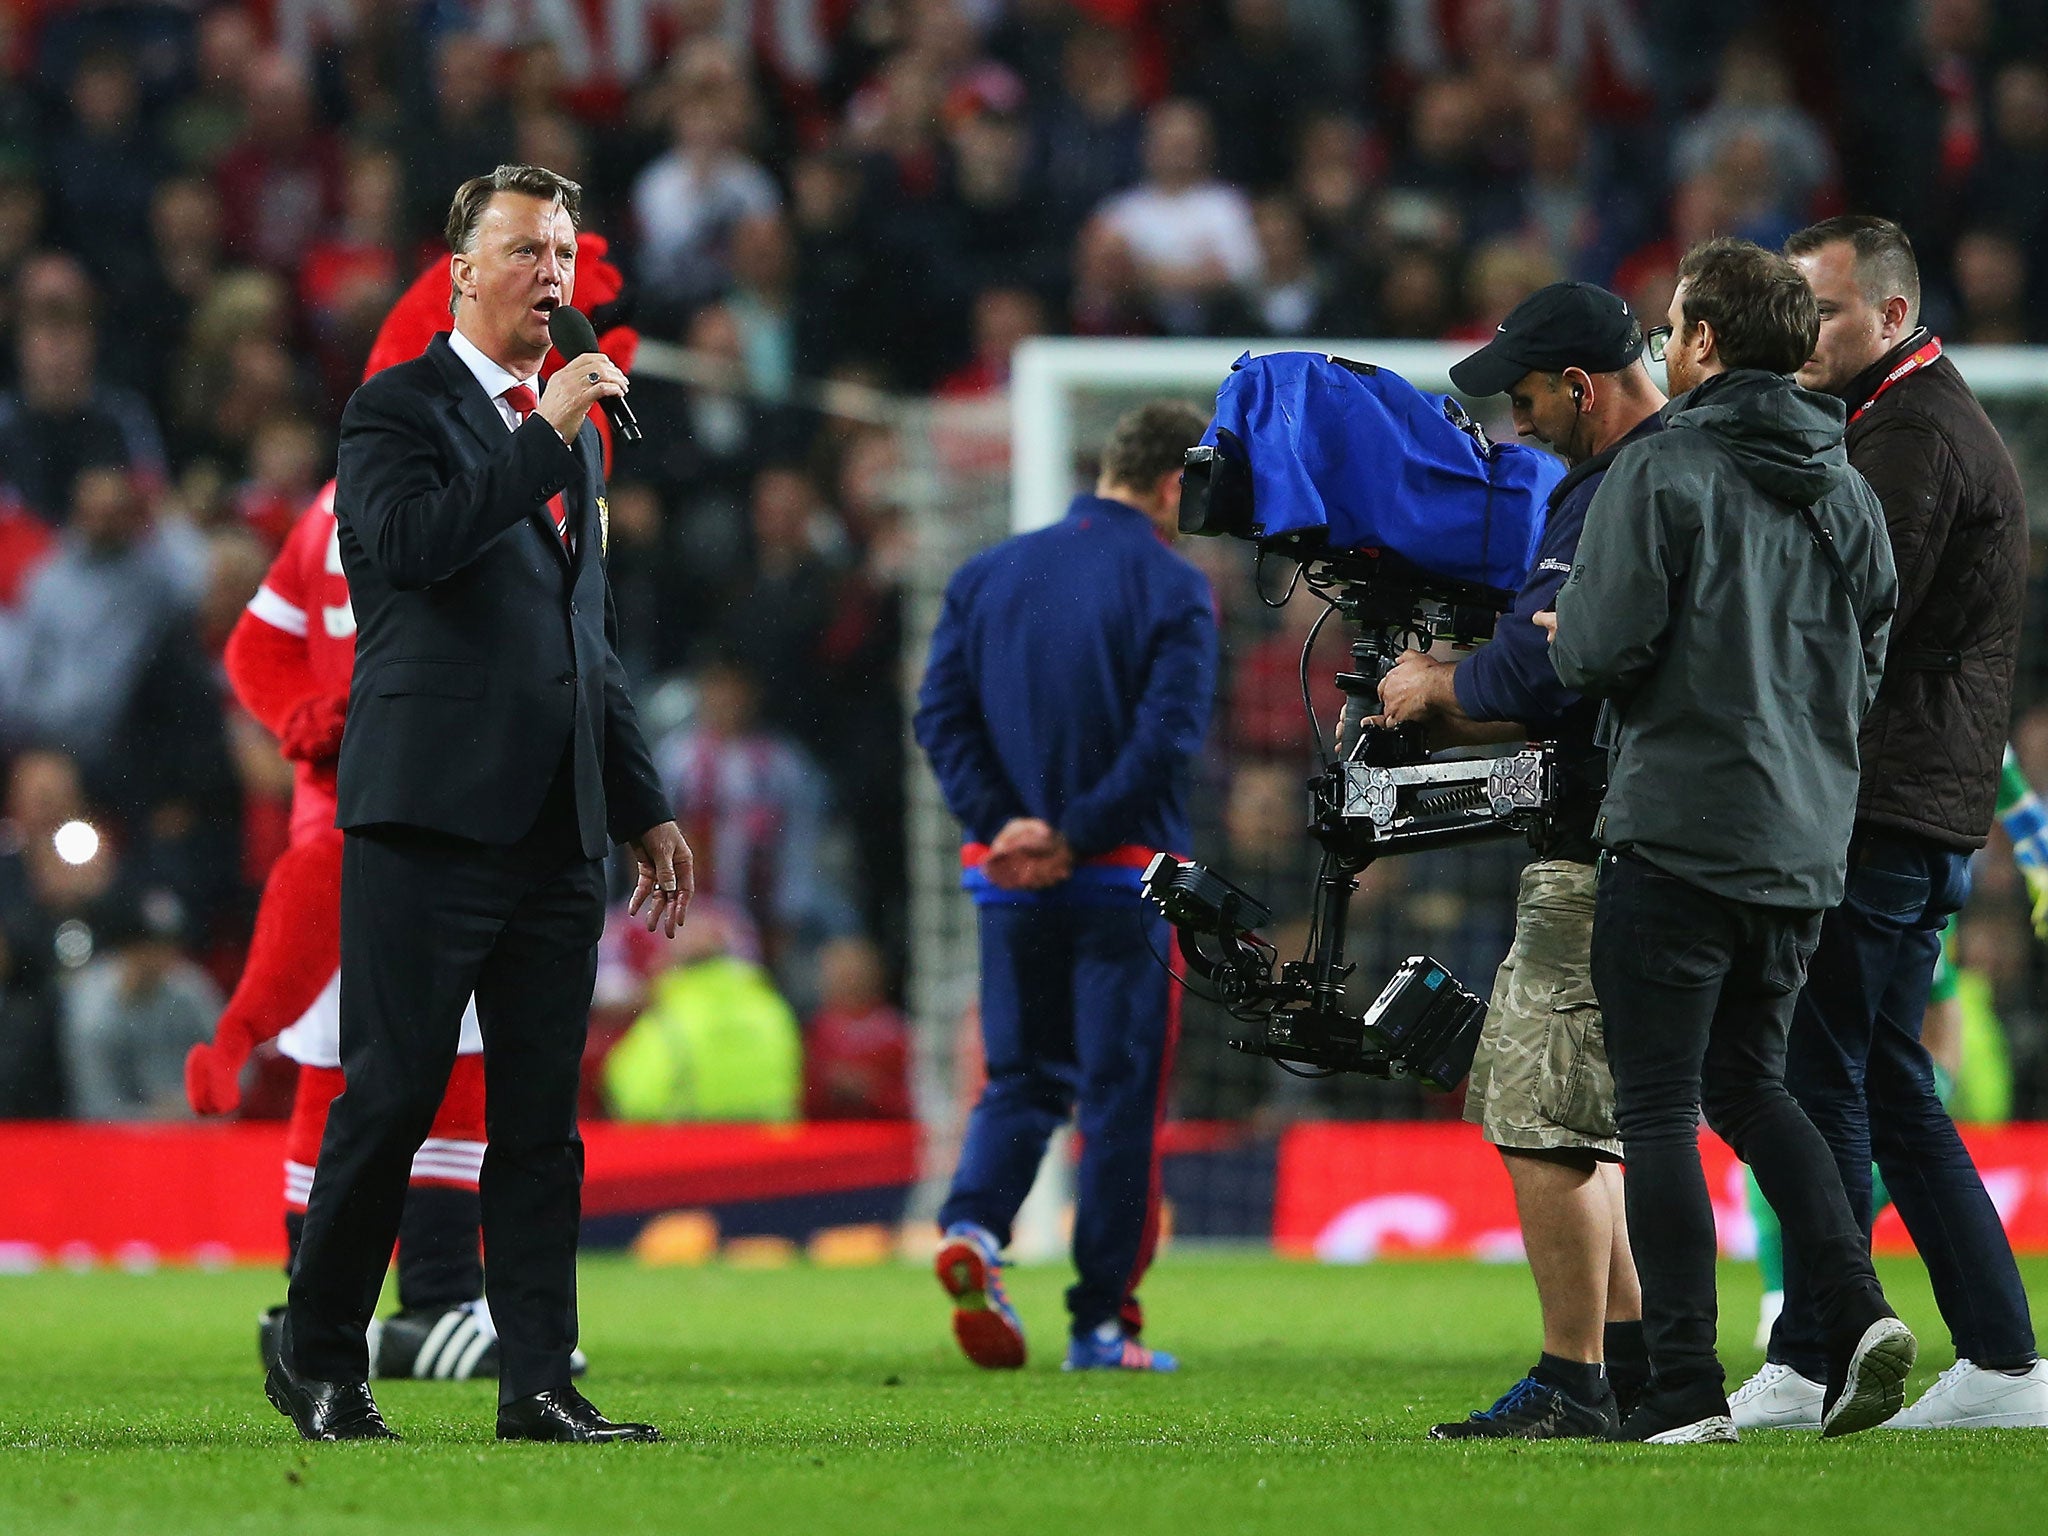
185 234 639 1380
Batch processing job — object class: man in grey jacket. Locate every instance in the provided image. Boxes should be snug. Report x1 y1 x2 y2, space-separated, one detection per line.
1546 237 1910 1444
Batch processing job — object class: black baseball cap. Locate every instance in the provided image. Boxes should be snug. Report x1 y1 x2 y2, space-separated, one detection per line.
1449 282 1643 397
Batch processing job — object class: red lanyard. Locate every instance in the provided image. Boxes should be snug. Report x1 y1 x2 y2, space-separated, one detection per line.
1850 335 1943 423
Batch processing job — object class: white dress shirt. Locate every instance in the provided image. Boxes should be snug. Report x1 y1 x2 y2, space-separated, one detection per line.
448 325 542 433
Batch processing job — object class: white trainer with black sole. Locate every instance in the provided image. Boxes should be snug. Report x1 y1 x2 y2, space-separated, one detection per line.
1730 1361 1824 1431
1885 1359 2048 1429
1822 1316 1918 1437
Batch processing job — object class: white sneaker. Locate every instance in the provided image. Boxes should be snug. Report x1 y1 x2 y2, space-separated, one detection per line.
1885 1359 2048 1429
1730 1361 1824 1430
1754 1289 1784 1352
1643 1415 1738 1445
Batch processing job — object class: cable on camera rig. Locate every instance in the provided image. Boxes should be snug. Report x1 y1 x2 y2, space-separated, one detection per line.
1145 466 1561 1087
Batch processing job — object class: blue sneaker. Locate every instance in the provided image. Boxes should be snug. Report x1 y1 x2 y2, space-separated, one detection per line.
935 1224 1026 1369
1430 1373 1620 1440
1063 1322 1179 1372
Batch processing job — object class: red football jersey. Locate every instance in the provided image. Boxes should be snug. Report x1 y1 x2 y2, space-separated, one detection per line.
244 481 356 843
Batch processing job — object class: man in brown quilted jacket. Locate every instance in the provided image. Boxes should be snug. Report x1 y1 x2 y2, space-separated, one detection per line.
1734 215 2048 1431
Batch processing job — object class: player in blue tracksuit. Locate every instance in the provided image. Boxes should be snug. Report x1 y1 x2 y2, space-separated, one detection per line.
914 402 1217 1373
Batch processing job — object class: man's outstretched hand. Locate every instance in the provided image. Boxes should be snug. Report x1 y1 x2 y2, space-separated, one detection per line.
629 821 695 937
982 818 1074 891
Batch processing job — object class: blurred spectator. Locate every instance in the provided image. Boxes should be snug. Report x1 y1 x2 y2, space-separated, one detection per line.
1672 35 1835 240
1376 243 1457 338
1951 227 2031 344
61 886 219 1121
0 922 65 1117
233 418 326 552
654 653 853 969
789 148 902 376
298 145 406 406
941 102 1061 299
214 53 345 274
1179 0 1342 192
0 261 167 520
171 271 307 473
0 466 239 923
1450 237 1562 340
724 462 846 743
1068 210 1154 337
106 178 229 423
0 167 45 304
44 47 163 283
1968 60 2048 284
601 479 683 684
803 935 910 1120
1092 99 1260 334
632 40 780 324
0 749 114 994
403 31 516 239
1510 80 1636 282
1229 585 1346 758
602 899 803 1123
1291 112 1379 268
938 285 1045 398
1032 24 1145 237
725 210 798 402
619 301 786 616
168 5 260 173
989 0 1076 92
1389 75 1496 248
1388 0 1652 120
1211 194 1368 338
1847 0 1995 242
0 9 37 170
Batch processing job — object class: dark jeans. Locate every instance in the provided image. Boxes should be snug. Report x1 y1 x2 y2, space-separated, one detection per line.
1591 854 1886 1397
1774 831 2037 1376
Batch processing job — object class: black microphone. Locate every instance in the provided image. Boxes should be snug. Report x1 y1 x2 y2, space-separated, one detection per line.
547 304 641 443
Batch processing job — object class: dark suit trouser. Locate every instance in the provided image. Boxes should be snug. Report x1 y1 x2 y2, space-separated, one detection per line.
286 796 603 1402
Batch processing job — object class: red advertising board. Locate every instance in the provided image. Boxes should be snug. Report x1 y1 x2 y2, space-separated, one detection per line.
0 1121 919 1268
1274 1121 2048 1260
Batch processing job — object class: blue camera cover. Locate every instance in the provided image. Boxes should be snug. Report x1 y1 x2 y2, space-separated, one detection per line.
1200 351 1563 590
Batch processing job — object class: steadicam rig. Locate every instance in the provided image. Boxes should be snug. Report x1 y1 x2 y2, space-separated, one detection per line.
1147 353 1569 1083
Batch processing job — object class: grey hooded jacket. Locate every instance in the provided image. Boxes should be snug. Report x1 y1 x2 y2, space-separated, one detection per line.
1551 369 1899 910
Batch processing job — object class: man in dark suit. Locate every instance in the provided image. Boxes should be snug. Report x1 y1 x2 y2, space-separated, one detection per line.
265 164 693 1444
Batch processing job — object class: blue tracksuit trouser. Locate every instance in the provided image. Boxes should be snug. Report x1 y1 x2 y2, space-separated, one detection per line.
938 900 1175 1336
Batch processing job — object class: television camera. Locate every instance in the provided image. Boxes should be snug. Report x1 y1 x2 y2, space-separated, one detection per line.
1141 355 1565 1088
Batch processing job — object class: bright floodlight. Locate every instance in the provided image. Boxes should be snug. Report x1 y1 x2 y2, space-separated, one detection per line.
53 820 99 866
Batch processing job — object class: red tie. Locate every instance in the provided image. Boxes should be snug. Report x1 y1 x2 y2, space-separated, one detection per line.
500 384 572 548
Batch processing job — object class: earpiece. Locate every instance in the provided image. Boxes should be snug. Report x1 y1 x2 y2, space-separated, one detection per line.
1571 384 1585 407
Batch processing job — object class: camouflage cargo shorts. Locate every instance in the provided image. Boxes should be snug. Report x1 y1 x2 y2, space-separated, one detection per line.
1463 858 1622 1158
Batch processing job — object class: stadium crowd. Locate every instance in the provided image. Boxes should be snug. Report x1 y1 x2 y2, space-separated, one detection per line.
1 0 2046 1123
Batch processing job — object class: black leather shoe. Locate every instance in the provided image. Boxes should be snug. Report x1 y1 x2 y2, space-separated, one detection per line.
265 1364 401 1441
496 1388 662 1443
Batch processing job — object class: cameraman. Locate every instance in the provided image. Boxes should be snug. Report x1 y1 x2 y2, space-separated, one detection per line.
1549 238 1909 1443
1376 284 1664 1441
1728 216 2045 1430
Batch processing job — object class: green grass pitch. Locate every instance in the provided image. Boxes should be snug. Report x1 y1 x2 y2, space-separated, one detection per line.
2 1251 2042 1535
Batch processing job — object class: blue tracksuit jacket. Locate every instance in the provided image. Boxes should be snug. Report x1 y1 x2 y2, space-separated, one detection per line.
914 494 1218 903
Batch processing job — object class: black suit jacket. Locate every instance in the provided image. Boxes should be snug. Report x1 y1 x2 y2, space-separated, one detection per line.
332 333 671 858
